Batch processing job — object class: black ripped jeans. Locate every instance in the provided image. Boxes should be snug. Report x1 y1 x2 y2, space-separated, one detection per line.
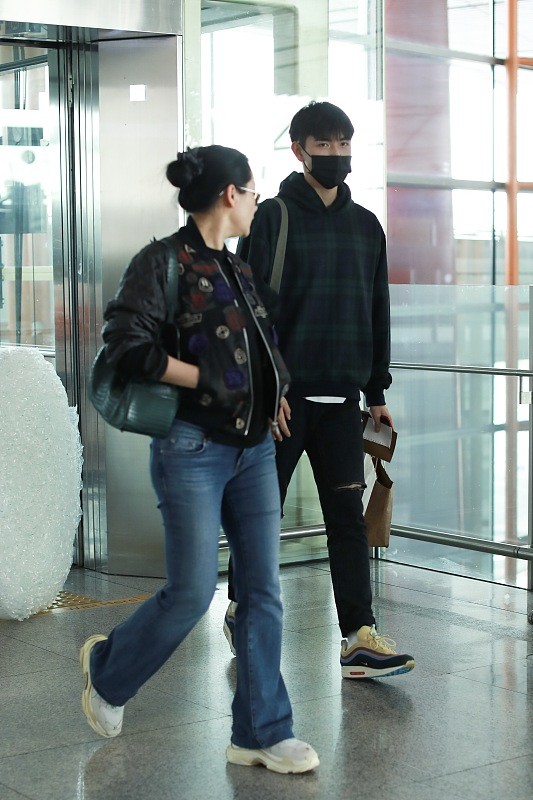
228 393 375 636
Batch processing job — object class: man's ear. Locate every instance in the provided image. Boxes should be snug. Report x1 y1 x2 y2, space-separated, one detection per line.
291 141 305 163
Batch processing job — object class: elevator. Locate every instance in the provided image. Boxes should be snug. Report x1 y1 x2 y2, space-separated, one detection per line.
0 2 184 576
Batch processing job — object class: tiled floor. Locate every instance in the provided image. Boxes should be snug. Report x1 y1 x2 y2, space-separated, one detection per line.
1 559 533 800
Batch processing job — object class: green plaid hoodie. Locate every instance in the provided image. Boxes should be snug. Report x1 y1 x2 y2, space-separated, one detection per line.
239 171 391 406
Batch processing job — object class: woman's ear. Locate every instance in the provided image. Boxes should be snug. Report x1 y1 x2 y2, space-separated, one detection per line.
220 184 237 208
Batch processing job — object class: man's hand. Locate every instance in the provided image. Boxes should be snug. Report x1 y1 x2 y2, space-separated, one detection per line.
369 404 393 432
271 396 291 441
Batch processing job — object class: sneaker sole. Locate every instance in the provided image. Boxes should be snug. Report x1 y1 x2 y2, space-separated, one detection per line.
342 659 415 679
226 744 320 774
80 634 121 738
223 618 236 656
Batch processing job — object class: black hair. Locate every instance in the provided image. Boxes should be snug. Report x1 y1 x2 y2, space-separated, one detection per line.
289 101 354 145
166 145 252 213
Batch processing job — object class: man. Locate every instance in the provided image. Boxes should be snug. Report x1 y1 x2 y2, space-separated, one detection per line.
225 101 414 679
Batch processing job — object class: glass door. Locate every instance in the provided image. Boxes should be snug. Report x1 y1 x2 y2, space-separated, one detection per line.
0 45 55 359
0 38 83 562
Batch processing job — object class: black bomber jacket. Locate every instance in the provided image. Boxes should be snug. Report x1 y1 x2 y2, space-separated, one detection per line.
102 224 290 440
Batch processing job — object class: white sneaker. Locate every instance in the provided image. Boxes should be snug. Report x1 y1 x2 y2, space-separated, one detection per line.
226 737 320 774
80 634 124 738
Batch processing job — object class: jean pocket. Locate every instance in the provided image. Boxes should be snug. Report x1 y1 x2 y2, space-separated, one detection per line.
159 421 208 454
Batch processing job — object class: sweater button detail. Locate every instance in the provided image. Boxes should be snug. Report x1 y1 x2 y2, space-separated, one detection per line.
198 277 213 293
234 348 247 365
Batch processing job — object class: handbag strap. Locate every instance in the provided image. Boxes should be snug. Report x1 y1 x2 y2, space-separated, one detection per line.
159 237 180 357
160 237 179 324
270 197 288 292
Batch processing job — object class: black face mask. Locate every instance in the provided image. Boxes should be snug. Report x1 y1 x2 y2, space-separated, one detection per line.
301 147 352 189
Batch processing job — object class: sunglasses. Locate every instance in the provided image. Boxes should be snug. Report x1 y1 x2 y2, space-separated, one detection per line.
237 186 261 205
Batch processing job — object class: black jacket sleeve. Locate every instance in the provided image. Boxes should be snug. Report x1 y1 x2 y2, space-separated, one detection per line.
102 241 170 381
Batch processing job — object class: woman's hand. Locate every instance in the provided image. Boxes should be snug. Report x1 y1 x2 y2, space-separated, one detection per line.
160 356 200 389
271 396 291 441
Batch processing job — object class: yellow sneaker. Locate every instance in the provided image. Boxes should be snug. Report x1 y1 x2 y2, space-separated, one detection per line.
340 625 415 679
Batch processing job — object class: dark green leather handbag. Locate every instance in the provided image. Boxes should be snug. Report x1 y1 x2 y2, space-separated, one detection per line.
89 238 180 438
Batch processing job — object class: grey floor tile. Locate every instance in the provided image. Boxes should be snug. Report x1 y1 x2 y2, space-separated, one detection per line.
303 673 533 781
1 562 532 800
283 692 428 788
386 671 533 777
0 602 139 659
279 571 335 612
279 563 331 581
370 612 530 675
454 654 533 695
0 718 317 800
372 560 531 615
149 638 238 714
365 781 464 800
416 754 533 800
283 605 339 634
373 580 531 633
0 784 32 800
0 661 227 760
279 627 343 703
0 740 109 800
0 633 73 678
62 568 162 600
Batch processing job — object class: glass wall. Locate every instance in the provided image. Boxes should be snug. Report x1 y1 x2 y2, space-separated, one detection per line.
194 1 533 587
388 284 530 585
384 1 532 587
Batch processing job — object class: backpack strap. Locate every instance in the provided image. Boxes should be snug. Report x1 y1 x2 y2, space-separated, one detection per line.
270 197 288 292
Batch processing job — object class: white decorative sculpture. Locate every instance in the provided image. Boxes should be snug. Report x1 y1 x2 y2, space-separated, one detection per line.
0 347 83 620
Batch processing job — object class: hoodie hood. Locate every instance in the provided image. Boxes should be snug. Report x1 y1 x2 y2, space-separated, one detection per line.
278 171 353 214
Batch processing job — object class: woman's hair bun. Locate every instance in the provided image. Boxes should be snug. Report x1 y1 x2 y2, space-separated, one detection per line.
166 148 204 189
166 143 251 213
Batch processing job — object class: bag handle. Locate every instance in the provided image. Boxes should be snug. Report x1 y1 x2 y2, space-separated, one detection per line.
270 197 288 292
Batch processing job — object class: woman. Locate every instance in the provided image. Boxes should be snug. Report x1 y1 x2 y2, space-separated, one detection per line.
80 145 319 775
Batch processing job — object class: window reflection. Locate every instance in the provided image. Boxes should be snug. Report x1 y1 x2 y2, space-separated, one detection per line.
518 0 533 56
386 0 496 56
518 68 533 182
390 284 530 368
387 55 495 182
518 194 533 284
386 52 452 178
387 187 454 284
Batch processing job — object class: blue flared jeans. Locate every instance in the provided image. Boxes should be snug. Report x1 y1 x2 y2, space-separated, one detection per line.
90 420 294 748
